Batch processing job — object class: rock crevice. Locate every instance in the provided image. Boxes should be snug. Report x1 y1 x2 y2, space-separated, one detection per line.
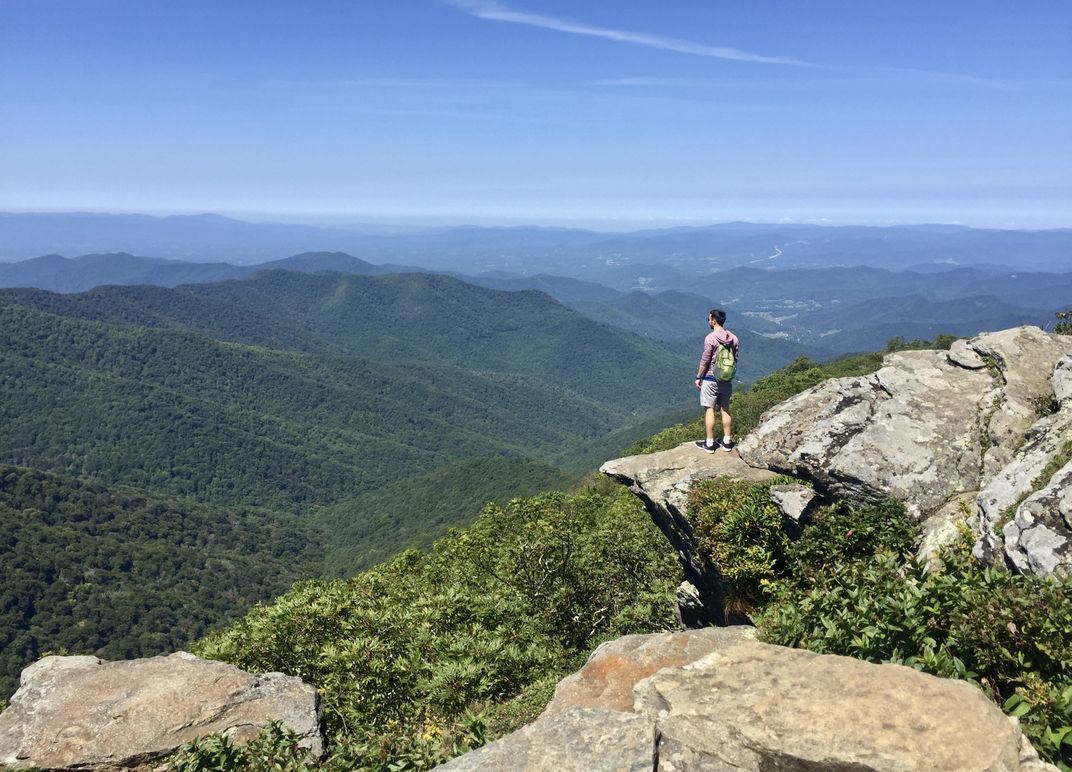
599 446 777 626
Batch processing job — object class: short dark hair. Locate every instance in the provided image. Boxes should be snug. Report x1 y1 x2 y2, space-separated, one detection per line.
709 309 727 326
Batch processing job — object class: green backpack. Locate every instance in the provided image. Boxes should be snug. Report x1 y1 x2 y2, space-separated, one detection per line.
714 344 736 382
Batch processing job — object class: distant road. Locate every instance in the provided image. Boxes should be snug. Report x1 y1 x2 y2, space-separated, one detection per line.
750 245 783 264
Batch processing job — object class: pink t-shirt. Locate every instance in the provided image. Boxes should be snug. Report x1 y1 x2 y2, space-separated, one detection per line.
698 328 740 379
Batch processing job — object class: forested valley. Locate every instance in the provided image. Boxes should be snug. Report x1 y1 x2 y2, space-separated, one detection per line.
0 270 698 697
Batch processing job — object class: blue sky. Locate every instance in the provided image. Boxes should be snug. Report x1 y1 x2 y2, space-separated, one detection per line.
2 0 1070 228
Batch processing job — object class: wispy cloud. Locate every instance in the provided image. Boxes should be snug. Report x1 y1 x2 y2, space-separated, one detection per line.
443 0 819 67
591 73 1038 90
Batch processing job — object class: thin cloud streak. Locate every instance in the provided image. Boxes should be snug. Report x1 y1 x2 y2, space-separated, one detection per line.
443 0 819 68
445 2 1056 88
591 73 1034 90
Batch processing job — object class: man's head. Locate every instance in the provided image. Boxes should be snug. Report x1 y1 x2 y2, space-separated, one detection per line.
709 309 727 327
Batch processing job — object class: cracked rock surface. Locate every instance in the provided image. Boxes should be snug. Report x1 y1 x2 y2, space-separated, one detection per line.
436 708 654 772
1004 458 1072 575
437 631 1055 771
737 327 1072 574
0 652 323 770
738 347 996 522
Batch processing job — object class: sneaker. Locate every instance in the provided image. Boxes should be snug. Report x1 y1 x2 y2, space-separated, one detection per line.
695 439 718 453
721 440 736 452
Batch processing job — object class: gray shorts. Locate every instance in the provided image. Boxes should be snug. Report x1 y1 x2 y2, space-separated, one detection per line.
700 378 732 409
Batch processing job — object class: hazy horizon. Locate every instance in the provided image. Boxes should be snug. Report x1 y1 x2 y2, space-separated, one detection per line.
3 208 1070 234
2 2 1069 230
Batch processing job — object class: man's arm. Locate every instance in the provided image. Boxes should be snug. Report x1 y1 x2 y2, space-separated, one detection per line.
696 339 716 381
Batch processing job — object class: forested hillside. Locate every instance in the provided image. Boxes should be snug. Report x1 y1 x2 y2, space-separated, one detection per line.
0 271 700 696
0 271 690 410
0 465 321 698
170 326 1072 770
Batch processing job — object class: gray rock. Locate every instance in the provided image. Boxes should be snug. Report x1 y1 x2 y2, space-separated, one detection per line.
672 582 705 627
973 328 1072 476
948 337 988 369
434 708 653 772
1004 459 1072 575
768 483 818 538
542 627 753 716
444 631 1054 771
601 443 777 626
635 638 1041 771
740 327 1072 526
917 492 976 568
1055 355 1072 405
0 652 323 771
974 407 1072 566
739 349 993 522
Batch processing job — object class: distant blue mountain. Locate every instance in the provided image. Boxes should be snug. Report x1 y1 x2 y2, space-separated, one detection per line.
0 250 424 293
3 212 1070 274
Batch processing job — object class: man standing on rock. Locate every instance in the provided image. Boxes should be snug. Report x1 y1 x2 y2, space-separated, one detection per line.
694 309 739 453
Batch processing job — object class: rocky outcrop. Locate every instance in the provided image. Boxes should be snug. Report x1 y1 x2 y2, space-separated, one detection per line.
437 708 655 772
738 346 995 522
1003 458 1072 575
971 331 1072 477
600 444 777 626
974 400 1072 567
975 352 1072 573
439 631 1055 771
738 327 1072 573
542 627 754 716
0 652 323 771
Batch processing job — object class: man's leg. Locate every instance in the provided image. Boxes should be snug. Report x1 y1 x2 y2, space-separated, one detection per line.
719 407 733 441
705 407 717 442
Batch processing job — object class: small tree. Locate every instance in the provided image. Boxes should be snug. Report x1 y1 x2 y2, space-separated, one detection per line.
1055 309 1072 335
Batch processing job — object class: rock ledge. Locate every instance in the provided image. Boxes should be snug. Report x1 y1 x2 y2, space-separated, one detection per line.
0 652 323 771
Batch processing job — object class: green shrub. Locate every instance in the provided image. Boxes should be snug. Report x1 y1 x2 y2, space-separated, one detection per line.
785 498 915 584
759 515 1072 769
686 476 794 609
884 334 957 352
1055 309 1071 335
685 480 913 618
192 485 678 769
170 721 314 772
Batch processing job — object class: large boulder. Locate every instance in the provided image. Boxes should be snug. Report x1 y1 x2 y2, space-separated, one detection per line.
435 708 654 772
542 627 753 716
600 444 777 626
739 348 994 522
635 639 1051 771
0 652 323 771
972 330 1072 476
438 631 1055 771
739 328 1072 532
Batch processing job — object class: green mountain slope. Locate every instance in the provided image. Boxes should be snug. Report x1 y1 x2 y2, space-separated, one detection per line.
0 283 343 355
0 300 651 505
0 270 714 698
0 464 321 699
1 271 692 412
321 456 576 576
